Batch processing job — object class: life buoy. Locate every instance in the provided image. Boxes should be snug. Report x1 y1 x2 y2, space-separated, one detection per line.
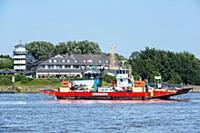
134 80 145 87
61 81 70 87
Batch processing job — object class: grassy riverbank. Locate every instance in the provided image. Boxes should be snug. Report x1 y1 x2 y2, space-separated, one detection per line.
0 79 61 93
0 78 111 93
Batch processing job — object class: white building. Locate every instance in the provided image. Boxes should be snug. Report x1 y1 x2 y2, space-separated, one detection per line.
35 54 116 78
13 42 27 72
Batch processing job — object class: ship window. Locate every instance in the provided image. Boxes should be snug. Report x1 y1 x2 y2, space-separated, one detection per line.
116 70 119 74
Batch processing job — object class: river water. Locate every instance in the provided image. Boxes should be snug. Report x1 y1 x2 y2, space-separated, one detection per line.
0 93 200 133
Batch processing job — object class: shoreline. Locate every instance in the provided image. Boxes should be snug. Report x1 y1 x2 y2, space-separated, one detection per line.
1 85 200 93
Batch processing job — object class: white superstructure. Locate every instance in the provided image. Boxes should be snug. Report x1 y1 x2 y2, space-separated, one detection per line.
115 69 133 90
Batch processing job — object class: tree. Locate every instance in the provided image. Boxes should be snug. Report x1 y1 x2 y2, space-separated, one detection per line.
129 47 200 85
0 55 13 69
54 40 102 55
25 41 55 61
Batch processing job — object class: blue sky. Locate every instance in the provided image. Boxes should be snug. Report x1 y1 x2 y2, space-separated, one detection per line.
0 0 200 58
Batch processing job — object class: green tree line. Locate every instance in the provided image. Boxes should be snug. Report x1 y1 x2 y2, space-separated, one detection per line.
129 47 200 85
1 40 200 85
25 40 101 60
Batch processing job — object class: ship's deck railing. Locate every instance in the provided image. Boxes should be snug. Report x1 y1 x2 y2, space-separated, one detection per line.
148 82 182 90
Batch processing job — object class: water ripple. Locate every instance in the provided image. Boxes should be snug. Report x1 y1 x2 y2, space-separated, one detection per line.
0 93 199 133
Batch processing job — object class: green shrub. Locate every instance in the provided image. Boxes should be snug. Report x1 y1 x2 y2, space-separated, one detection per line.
0 75 12 85
15 75 27 82
103 74 116 83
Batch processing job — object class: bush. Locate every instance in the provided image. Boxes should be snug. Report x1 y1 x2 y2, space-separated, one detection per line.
15 74 33 83
103 74 116 83
15 75 27 82
0 75 12 85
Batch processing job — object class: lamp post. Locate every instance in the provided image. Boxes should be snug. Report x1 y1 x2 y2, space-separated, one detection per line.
12 74 16 92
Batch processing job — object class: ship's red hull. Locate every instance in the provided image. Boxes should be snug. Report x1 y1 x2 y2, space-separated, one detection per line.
40 88 191 100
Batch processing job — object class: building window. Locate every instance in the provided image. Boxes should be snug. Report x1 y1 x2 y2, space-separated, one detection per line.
56 65 62 69
83 60 86 63
48 65 54 69
74 60 77 63
65 65 71 69
73 65 80 69
39 65 45 69
99 60 101 63
62 60 65 63
97 65 102 69
106 60 108 63
54 59 57 63
67 60 70 63
81 66 86 69
49 60 52 63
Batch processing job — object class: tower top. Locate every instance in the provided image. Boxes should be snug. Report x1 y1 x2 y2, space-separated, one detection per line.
109 44 118 69
15 40 25 48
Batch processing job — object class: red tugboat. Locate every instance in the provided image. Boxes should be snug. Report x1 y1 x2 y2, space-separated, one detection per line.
40 69 191 100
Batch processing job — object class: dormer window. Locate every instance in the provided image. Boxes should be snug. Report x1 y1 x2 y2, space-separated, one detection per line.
87 59 93 63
